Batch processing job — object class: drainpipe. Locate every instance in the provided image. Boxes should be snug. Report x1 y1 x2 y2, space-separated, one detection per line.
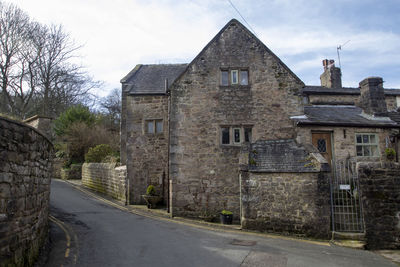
166 79 171 213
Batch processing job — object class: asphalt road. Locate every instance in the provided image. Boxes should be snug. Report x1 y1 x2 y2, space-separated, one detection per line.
45 179 396 267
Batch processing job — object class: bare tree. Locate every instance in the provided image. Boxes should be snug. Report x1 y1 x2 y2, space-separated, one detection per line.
99 88 121 131
0 2 31 116
0 1 100 119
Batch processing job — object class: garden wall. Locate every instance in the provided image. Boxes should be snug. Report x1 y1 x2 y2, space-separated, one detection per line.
358 162 400 249
82 163 127 203
240 140 331 238
0 116 52 266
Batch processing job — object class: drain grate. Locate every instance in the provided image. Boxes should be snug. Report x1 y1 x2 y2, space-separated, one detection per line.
230 239 257 246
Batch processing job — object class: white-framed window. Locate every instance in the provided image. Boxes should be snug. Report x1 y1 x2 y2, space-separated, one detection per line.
356 133 379 157
231 70 239 84
233 128 241 144
220 126 252 145
220 69 249 86
146 119 163 134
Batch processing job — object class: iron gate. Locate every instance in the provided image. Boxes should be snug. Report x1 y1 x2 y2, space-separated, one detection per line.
330 160 364 233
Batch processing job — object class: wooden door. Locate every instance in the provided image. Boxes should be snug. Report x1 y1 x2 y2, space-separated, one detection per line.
312 132 333 165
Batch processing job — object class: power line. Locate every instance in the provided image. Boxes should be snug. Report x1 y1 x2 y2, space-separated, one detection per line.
227 0 258 37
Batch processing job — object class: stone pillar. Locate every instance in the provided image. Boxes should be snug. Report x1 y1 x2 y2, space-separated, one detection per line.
359 77 387 116
320 59 342 88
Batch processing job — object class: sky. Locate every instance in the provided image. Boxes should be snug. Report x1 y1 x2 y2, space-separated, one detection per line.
6 0 400 97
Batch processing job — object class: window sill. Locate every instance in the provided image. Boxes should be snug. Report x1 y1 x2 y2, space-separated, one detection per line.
219 85 251 89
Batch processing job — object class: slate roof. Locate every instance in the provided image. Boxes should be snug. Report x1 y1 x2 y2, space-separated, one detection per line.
302 86 400 96
292 105 400 128
121 64 187 95
388 112 400 124
249 139 318 173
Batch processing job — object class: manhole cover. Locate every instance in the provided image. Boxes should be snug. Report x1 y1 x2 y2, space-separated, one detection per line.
230 239 257 246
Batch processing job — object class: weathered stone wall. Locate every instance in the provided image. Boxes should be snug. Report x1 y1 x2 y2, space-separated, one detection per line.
169 20 304 218
60 163 82 180
0 116 52 266
240 171 331 238
385 95 397 111
308 94 358 105
296 126 394 162
125 95 169 204
82 163 127 203
358 162 400 249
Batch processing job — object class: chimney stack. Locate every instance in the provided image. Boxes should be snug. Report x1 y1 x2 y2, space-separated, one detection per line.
359 77 387 116
320 59 342 88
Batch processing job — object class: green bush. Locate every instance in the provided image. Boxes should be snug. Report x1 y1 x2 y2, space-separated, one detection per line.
85 144 113 163
385 148 396 160
54 104 96 136
146 185 156 196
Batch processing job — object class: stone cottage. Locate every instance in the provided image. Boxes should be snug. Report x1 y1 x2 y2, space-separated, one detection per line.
121 19 400 238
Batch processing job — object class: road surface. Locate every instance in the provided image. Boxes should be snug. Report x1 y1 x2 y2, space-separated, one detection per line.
45 179 396 267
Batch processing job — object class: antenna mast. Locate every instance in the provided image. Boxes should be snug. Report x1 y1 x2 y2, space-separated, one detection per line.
336 40 350 69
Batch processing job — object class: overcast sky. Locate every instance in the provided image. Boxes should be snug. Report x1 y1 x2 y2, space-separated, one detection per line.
6 0 400 97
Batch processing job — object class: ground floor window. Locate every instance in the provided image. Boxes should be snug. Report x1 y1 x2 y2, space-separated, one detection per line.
355 133 379 157
220 126 252 145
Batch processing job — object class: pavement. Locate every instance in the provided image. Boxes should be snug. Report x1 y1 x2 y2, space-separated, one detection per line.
60 178 400 266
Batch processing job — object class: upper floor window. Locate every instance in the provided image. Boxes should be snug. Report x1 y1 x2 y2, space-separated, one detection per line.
146 119 163 134
220 69 249 86
356 133 379 157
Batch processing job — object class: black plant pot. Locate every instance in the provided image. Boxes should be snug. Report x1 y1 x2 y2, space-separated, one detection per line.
220 214 233 225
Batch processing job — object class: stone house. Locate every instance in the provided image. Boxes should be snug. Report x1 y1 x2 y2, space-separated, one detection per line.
121 19 400 239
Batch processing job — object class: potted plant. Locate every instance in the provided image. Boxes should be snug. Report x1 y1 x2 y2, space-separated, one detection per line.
220 210 233 225
199 210 215 222
385 148 396 161
142 185 162 209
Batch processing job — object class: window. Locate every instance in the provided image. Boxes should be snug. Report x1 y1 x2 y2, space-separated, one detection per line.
231 70 238 84
233 128 241 144
220 69 249 86
240 70 248 85
221 127 230 144
221 71 229 86
156 120 163 133
146 119 163 134
221 126 252 145
244 128 252 143
356 133 379 157
147 121 154 134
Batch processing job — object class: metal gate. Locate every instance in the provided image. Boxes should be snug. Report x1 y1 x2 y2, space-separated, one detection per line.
330 160 364 233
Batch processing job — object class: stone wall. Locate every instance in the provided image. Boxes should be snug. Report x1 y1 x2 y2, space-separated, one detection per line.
308 94 358 105
169 20 304 219
240 140 331 238
0 116 52 266
385 95 397 111
240 171 331 238
125 95 169 204
358 162 400 249
296 126 394 162
82 163 127 203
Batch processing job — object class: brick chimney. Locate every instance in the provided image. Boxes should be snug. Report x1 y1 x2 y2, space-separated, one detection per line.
359 77 387 116
320 59 342 88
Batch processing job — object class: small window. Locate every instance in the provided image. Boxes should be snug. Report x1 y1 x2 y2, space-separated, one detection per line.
147 121 154 134
231 70 238 84
233 128 241 144
221 127 230 144
156 120 163 133
244 128 252 142
356 133 379 157
240 70 248 85
221 71 229 86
